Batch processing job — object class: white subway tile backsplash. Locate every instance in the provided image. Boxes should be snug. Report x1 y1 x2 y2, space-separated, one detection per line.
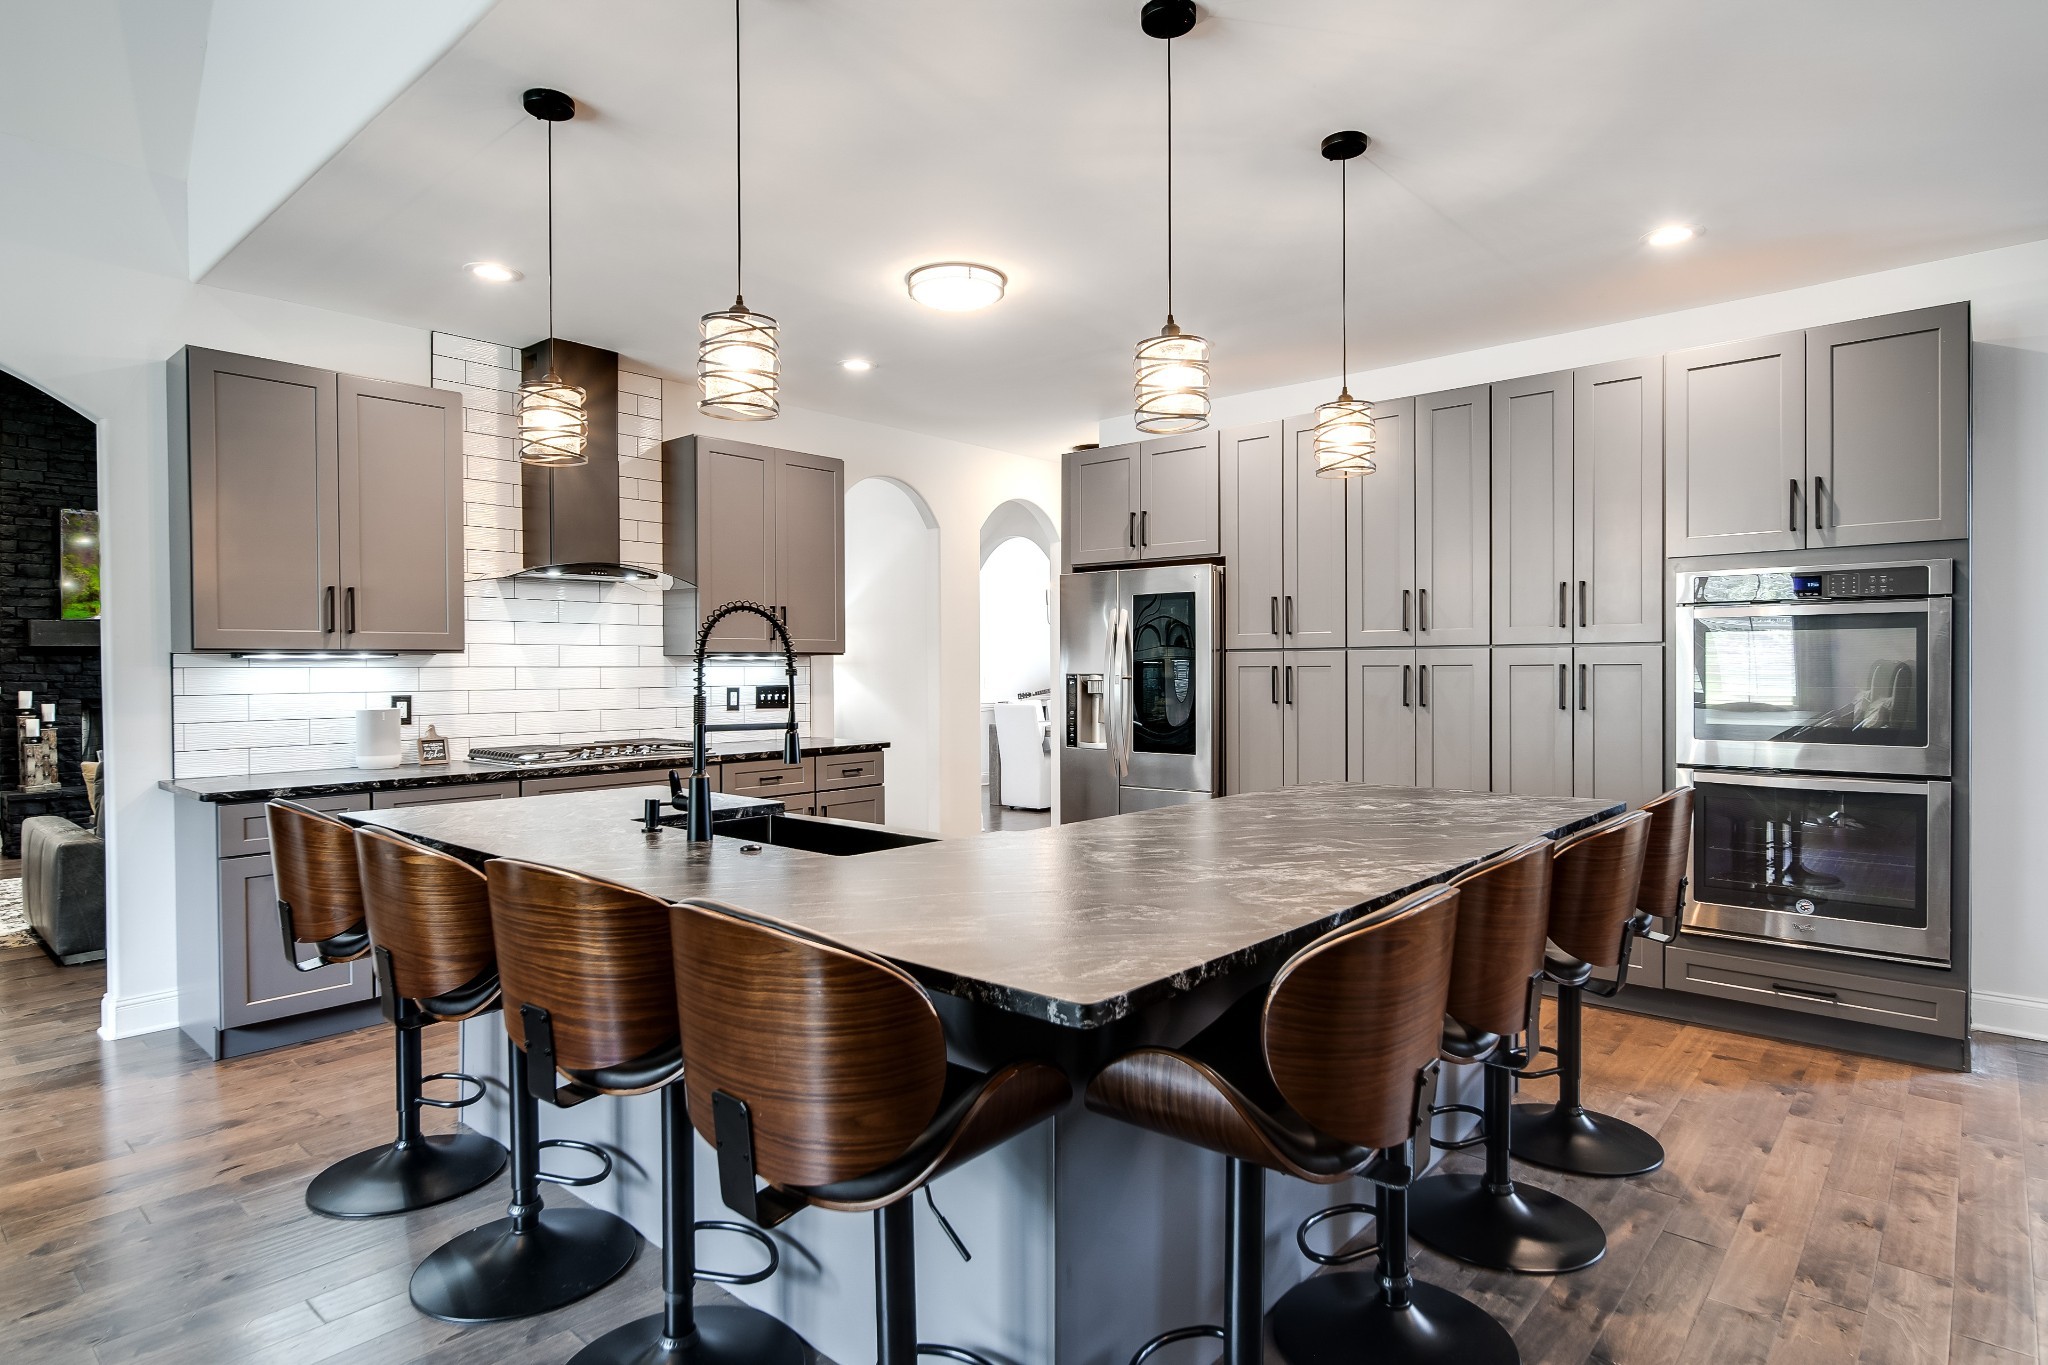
250 744 355 774
514 667 602 690
520 710 599 734
419 666 515 690
174 694 250 724
467 643 560 667
246 692 375 721
513 621 604 646
467 689 563 715
175 748 250 778
559 645 642 668
182 720 311 751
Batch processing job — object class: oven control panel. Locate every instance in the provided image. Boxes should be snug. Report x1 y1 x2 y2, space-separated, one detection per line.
1683 559 1949 604
1792 566 1930 600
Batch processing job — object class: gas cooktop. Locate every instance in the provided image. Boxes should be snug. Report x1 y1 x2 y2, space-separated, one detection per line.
468 738 694 767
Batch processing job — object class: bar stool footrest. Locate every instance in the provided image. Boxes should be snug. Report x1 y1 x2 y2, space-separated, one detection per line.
1128 1323 1224 1364
537 1137 614 1187
1296 1201 1381 1267
418 1070 488 1110
1429 1101 1487 1151
693 1218 780 1285
918 1346 1000 1365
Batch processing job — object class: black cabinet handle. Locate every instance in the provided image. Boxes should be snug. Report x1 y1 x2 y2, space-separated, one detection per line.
345 587 356 634
1558 663 1568 711
1270 596 1279 635
1578 580 1588 629
1128 512 1137 548
1140 510 1149 547
323 586 335 634
1789 478 1800 533
1284 595 1294 636
1813 475 1827 531
1403 664 1412 707
1771 982 1838 1003
1284 665 1293 705
1270 666 1279 705
1419 588 1430 632
757 774 783 785
1558 581 1567 630
1578 663 1588 711
1402 589 1412 633
1419 664 1430 708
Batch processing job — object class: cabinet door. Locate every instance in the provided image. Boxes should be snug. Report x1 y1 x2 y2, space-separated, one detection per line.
1066 445 1141 567
1282 652 1346 787
183 348 340 651
1284 418 1348 648
816 787 884 824
1219 422 1284 649
1491 373 1574 646
1138 433 1220 560
219 853 372 1028
1491 646 1574 798
1225 651 1285 795
697 438 780 649
775 449 846 653
1572 645 1665 806
1416 646 1490 792
1347 396 1417 647
1415 387 1491 646
1665 333 1806 555
1808 303 1970 547
1574 358 1664 644
1347 649 1416 788
336 376 465 652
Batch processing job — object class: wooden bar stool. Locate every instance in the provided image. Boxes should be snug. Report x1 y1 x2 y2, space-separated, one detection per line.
1086 883 1519 1365
270 801 500 1218
671 898 1072 1365
1407 840 1606 1274
1509 807 1657 1178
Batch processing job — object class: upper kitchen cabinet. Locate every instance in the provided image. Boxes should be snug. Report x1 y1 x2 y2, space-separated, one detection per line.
1282 416 1348 648
170 347 464 654
1490 372 1574 646
1346 396 1417 647
1415 386 1491 646
1217 419 1343 649
665 435 846 654
1807 303 1969 547
1065 433 1219 568
1665 332 1806 556
1573 358 1663 643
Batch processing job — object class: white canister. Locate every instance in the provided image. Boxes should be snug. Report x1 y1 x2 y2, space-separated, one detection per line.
354 708 403 770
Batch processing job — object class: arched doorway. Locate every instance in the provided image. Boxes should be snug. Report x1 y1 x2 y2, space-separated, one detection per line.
977 500 1059 831
838 477 942 833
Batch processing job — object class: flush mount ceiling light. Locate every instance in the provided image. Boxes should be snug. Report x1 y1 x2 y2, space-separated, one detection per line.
1132 0 1210 435
465 260 522 282
515 87 589 466
699 0 780 421
1312 130 1377 479
1646 223 1697 247
841 357 874 372
905 262 1007 312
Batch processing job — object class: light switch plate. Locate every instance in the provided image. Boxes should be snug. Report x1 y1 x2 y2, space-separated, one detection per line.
389 694 413 725
725 687 741 712
754 684 790 710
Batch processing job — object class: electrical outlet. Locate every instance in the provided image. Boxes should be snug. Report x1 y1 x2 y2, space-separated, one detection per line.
754 684 790 710
725 687 741 712
390 694 413 725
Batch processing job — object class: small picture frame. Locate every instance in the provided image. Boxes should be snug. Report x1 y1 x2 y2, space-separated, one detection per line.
416 724 450 766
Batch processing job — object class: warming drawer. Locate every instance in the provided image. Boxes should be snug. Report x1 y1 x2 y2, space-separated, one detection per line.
1663 942 1965 1039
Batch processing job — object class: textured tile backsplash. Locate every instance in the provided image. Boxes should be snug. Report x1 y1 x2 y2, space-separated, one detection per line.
168 334 809 778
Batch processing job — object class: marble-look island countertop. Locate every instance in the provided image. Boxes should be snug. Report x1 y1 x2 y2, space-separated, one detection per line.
158 736 887 803
349 783 1620 1028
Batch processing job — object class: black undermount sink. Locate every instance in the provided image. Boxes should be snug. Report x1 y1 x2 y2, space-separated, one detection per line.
717 813 936 857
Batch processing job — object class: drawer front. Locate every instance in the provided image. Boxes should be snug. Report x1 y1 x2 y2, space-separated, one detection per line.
816 750 885 792
218 792 371 858
370 780 520 810
520 769 673 797
1665 943 1965 1039
722 756 815 797
815 787 885 825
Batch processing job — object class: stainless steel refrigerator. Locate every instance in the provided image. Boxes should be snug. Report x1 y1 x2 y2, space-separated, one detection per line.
1058 563 1222 823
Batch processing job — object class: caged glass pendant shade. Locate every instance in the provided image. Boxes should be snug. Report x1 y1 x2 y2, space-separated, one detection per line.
517 372 589 466
698 299 780 420
1313 388 1377 477
1133 320 1211 434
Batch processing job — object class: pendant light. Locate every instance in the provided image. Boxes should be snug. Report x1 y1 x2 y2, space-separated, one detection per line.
515 88 589 467
1132 0 1209 435
699 0 779 421
1313 130 1376 478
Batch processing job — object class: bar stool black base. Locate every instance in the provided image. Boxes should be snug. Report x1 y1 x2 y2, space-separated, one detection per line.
1509 1104 1664 1178
410 1207 639 1324
1407 1172 1606 1273
1270 1272 1519 1365
305 1132 506 1219
569 1303 811 1365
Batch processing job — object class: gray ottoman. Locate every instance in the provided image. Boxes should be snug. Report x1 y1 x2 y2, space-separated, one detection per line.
22 814 106 965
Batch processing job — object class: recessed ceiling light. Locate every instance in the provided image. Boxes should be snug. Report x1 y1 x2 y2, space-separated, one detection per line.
906 262 1006 312
1645 224 1696 248
465 260 523 282
841 358 873 372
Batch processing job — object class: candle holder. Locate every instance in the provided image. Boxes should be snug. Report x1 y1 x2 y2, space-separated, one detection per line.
17 714 59 790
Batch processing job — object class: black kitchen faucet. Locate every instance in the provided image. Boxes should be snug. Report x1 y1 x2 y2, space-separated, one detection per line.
685 601 801 840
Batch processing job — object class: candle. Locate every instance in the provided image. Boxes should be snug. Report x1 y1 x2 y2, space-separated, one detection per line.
15 691 29 712
24 718 39 738
39 703 55 724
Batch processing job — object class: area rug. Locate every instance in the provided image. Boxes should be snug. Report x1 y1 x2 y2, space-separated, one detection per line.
0 878 35 948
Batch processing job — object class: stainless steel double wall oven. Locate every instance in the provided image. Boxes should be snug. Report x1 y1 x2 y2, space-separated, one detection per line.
1674 559 1956 965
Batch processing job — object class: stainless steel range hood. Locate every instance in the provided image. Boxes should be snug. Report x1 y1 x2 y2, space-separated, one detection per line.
512 337 668 585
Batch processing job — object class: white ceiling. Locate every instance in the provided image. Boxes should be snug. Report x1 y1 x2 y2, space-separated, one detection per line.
203 0 2048 456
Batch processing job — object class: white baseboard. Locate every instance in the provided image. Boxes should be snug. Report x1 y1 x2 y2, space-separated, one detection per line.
98 989 179 1041
1971 990 2048 1043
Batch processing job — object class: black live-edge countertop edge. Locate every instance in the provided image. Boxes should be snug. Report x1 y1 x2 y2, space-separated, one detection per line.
349 783 1623 1031
157 737 889 804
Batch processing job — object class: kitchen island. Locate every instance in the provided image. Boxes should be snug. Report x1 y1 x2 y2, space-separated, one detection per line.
351 784 1621 1363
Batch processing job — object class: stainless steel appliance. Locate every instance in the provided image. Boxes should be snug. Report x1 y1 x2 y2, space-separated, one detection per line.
1059 563 1221 822
1674 557 1956 965
470 738 693 767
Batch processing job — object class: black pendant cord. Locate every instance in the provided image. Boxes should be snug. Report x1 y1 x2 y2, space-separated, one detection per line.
1339 156 1348 391
734 0 745 303
545 117 556 347
1164 37 1175 324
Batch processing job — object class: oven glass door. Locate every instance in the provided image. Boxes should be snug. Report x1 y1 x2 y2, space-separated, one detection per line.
1681 770 1951 965
1677 598 1951 776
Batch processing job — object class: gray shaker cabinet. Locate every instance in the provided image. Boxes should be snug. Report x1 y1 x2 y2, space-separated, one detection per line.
1573 358 1664 644
1065 444 1141 568
1347 649 1417 788
1573 645 1665 807
1491 646 1575 798
695 437 780 650
775 448 847 654
1282 651 1346 787
1219 423 1285 649
1807 303 1970 547
1491 372 1574 646
686 438 846 654
1415 387 1491 646
1665 332 1806 556
1225 651 1285 796
1283 417 1348 648
1416 646 1491 792
1138 432 1220 560
335 376 465 652
1346 397 1417 648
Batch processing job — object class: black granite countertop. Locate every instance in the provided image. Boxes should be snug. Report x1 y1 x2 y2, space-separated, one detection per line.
158 737 888 804
348 784 1621 1029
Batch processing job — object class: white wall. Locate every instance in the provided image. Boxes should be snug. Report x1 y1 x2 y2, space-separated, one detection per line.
1103 237 2048 1036
980 537 1052 703
840 479 941 832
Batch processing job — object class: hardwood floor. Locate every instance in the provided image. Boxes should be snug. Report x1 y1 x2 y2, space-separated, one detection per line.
0 938 2032 1363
